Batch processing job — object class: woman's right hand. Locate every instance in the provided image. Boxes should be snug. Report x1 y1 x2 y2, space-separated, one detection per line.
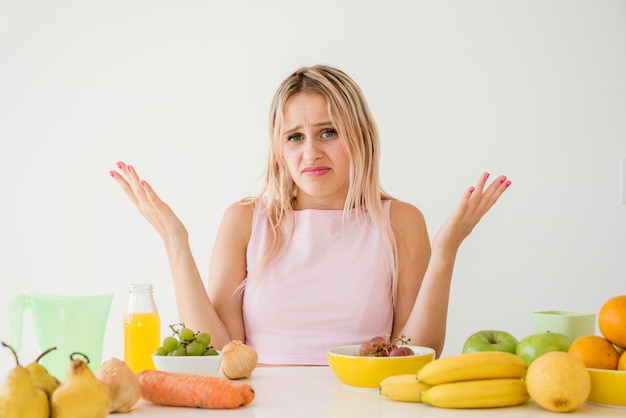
431 172 511 255
110 161 188 245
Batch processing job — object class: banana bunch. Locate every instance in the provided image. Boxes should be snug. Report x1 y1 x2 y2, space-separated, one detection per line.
380 351 530 408
379 374 431 402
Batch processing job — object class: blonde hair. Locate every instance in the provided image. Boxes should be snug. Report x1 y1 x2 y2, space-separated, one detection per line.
248 65 399 300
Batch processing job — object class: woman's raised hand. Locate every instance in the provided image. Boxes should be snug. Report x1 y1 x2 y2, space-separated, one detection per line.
110 161 188 244
433 172 511 254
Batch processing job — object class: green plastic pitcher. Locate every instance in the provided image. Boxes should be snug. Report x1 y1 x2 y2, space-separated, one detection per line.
10 292 113 381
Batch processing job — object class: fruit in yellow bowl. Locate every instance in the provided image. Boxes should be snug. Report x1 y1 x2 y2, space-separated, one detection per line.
598 295 626 350
587 368 626 407
568 335 619 370
619 350 626 370
327 345 435 389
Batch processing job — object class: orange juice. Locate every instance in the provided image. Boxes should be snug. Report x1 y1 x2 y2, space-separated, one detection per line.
123 312 160 373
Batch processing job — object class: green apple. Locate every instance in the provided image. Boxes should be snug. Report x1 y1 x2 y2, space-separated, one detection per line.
515 332 571 366
462 330 519 354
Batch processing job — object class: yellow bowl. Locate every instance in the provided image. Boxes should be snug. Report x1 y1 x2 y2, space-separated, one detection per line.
587 368 626 408
327 345 435 389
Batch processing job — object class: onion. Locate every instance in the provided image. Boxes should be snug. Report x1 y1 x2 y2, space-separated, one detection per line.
96 357 141 413
220 340 258 380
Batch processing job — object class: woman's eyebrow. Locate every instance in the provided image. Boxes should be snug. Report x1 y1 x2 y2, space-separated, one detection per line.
282 121 333 136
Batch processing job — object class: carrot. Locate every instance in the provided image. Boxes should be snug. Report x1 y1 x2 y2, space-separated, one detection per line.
136 370 255 409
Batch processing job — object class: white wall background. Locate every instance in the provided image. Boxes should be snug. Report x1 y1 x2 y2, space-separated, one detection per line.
1 0 625 374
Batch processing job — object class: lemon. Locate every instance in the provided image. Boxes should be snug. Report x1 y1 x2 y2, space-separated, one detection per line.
525 351 591 412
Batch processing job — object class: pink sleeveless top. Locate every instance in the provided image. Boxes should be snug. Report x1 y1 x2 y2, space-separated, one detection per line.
242 200 394 365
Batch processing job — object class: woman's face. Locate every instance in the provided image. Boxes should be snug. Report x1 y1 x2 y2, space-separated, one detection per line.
280 92 350 210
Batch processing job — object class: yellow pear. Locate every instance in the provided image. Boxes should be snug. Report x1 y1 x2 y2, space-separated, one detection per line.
27 347 61 397
0 341 49 418
51 352 112 418
525 351 591 412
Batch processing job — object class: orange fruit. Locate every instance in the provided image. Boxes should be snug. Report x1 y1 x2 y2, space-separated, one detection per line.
568 335 619 370
598 295 626 349
619 350 626 371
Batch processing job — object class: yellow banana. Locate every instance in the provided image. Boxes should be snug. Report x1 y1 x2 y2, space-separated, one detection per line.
417 351 526 385
421 378 529 409
379 374 431 402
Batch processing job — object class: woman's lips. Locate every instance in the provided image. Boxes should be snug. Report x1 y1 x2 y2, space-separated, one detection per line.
302 166 330 177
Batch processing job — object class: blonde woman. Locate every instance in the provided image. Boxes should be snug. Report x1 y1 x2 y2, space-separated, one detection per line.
111 65 511 364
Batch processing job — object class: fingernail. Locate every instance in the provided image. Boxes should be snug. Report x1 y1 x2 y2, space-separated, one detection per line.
469 186 475 193
140 180 145 187
116 162 122 169
109 171 115 177
500 177 507 184
126 165 131 173
505 180 512 188
484 172 490 181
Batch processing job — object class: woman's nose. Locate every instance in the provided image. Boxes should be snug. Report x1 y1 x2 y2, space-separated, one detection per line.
302 138 323 162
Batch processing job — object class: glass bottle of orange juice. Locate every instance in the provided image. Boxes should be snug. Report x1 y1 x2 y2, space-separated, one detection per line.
123 283 160 373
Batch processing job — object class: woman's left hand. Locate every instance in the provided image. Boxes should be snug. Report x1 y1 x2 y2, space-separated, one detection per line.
433 172 511 254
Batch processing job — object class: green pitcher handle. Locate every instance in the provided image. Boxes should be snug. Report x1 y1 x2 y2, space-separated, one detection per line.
9 294 28 352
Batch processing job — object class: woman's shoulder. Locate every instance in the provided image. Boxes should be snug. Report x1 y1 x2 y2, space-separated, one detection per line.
218 197 257 236
222 197 257 218
388 199 426 228
388 199 424 217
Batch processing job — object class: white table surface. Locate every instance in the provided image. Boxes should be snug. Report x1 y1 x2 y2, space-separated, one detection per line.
120 366 625 417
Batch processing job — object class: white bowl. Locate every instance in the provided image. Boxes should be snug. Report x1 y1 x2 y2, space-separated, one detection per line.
152 351 223 376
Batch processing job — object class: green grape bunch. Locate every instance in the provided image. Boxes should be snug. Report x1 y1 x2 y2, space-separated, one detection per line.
154 323 219 356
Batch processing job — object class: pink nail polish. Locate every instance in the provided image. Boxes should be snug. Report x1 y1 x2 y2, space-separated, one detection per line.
140 180 145 187
469 186 475 193
109 171 115 177
126 165 131 173
484 173 490 181
116 162 122 169
505 180 512 188
500 177 507 184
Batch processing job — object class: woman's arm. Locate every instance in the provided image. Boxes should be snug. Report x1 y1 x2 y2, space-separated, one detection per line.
206 200 254 346
110 162 250 349
389 201 430 339
393 172 511 356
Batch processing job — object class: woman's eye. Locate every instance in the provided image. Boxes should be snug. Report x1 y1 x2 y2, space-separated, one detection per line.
287 134 304 142
321 129 337 139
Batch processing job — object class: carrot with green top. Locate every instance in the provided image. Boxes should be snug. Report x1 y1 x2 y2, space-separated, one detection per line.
137 370 255 409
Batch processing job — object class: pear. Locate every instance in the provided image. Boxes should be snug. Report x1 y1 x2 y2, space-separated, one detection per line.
0 341 49 418
51 352 112 418
27 346 61 397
